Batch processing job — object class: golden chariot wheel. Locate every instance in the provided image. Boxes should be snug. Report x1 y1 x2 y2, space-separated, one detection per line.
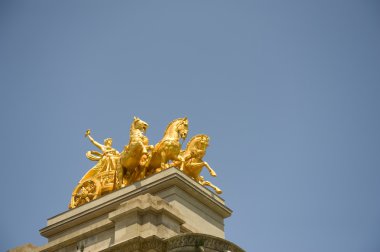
69 179 102 209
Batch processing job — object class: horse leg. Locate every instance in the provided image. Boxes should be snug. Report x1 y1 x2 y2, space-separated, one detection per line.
129 167 141 185
157 151 167 172
139 141 148 154
138 153 151 179
170 154 185 171
178 156 185 171
138 165 146 180
200 180 222 194
117 166 125 188
204 161 217 177
185 162 204 179
168 161 179 168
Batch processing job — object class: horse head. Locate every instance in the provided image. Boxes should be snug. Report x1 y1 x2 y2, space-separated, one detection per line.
182 134 209 160
162 117 189 141
132 116 149 133
176 117 189 140
187 134 209 151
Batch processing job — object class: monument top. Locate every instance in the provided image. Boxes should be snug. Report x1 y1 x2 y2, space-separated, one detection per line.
33 117 246 252
7 117 246 251
39 168 242 252
70 117 222 209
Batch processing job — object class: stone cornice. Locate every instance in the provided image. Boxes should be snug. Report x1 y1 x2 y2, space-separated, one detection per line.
40 168 231 239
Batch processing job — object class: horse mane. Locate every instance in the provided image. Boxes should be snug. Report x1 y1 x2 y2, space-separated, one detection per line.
130 117 137 135
163 117 187 136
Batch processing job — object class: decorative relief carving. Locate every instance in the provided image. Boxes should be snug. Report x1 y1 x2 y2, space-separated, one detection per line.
166 234 244 252
107 236 166 252
106 234 244 252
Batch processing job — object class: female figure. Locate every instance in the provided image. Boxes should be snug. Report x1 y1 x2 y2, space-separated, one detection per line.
78 129 121 184
69 130 121 208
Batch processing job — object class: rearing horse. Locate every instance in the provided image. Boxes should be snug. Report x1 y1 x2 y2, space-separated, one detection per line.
119 117 152 186
146 117 188 174
174 134 222 194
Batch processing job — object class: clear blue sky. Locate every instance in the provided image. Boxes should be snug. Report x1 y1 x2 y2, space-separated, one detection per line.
1 1 379 251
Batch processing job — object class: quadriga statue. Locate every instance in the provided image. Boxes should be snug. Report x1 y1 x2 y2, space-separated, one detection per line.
69 116 222 209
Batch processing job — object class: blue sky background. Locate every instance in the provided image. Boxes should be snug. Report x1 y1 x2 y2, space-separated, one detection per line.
1 1 380 251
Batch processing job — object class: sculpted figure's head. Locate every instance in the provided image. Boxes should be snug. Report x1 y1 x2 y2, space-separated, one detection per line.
104 138 113 146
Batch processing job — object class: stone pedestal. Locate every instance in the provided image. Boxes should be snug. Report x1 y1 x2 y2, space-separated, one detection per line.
38 168 244 252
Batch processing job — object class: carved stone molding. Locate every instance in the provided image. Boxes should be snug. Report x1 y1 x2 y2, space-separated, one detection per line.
166 233 244 252
105 236 166 252
105 234 244 252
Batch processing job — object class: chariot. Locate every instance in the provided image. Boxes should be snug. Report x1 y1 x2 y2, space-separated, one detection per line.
69 151 120 209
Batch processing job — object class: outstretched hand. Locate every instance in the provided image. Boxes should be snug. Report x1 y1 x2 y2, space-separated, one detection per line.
85 129 91 137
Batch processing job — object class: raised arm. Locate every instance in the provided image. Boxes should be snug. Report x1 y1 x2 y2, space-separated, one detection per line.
85 129 104 150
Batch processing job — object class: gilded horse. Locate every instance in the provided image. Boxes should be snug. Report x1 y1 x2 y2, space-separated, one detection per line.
119 117 152 186
174 134 222 194
146 117 189 174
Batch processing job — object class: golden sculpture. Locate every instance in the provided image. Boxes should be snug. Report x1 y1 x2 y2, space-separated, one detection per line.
146 117 188 175
69 130 120 209
120 117 153 186
69 117 222 209
173 134 222 194
70 180 100 208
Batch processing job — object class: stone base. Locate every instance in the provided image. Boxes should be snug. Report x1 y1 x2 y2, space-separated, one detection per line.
36 168 244 252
